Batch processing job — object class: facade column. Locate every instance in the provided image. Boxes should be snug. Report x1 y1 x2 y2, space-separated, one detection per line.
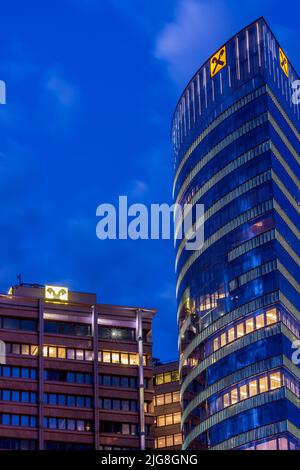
92 305 100 449
137 309 145 450
38 299 44 450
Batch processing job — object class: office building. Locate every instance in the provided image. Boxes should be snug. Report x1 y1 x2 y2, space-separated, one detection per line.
0 283 155 450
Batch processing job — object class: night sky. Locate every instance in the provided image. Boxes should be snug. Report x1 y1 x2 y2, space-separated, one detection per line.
0 0 299 361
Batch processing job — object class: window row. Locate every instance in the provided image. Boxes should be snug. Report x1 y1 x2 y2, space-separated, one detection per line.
155 433 183 449
156 411 181 428
0 365 37 380
44 370 92 384
100 350 147 366
211 307 278 354
99 374 150 389
0 438 37 450
100 398 146 412
154 370 179 386
0 316 37 332
99 421 150 436
209 371 282 415
44 417 92 432
239 436 299 450
155 391 180 407
1 414 37 428
6 342 149 366
99 327 135 341
44 392 92 408
45 442 93 451
43 344 93 361
44 320 91 337
0 389 37 404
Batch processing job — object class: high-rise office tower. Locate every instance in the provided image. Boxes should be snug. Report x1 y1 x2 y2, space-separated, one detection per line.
172 18 300 449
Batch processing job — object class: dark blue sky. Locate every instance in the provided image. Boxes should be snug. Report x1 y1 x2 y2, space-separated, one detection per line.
0 0 299 360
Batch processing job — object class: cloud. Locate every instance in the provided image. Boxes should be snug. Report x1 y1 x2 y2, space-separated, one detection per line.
43 68 78 108
155 0 231 85
129 179 149 199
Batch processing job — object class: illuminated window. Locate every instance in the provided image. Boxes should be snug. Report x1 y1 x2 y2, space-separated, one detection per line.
173 412 181 424
143 356 147 366
156 394 164 406
172 370 179 381
231 388 238 404
165 414 173 426
129 354 138 365
85 351 93 361
173 391 180 403
266 308 277 325
102 352 110 363
165 393 172 405
213 337 219 351
43 346 48 357
223 393 230 408
49 347 57 358
111 353 120 364
228 328 235 343
239 384 248 400
31 345 39 356
278 437 288 450
155 374 164 385
220 333 226 347
157 437 165 448
58 348 66 359
259 376 268 393
236 322 244 338
270 372 281 390
174 434 182 445
157 415 165 427
256 313 265 329
21 344 30 355
164 372 171 383
166 435 173 447
121 353 129 365
249 380 258 397
76 350 84 361
246 318 254 334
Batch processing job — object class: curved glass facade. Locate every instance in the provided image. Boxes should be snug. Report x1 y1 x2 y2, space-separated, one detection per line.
172 17 300 449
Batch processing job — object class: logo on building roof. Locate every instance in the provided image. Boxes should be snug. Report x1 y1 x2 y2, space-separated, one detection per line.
45 285 69 301
279 47 289 78
210 45 227 78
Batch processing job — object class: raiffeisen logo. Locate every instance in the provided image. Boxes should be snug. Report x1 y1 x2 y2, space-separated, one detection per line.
0 80 6 104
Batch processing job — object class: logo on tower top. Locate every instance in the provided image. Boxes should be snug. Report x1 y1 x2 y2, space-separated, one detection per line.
279 47 289 78
210 45 227 78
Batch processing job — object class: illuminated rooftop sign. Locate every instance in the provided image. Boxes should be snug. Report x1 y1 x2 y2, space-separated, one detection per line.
45 285 69 301
279 47 289 78
210 45 227 78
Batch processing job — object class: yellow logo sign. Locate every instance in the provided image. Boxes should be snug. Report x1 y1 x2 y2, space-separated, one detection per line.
210 45 227 78
45 285 69 301
279 48 289 78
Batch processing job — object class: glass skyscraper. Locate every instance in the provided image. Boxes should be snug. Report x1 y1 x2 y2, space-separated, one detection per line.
172 17 300 450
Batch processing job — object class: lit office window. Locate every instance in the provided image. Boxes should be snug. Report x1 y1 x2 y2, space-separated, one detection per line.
259 376 268 393
246 318 254 334
256 313 265 329
270 372 281 390
266 308 278 325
